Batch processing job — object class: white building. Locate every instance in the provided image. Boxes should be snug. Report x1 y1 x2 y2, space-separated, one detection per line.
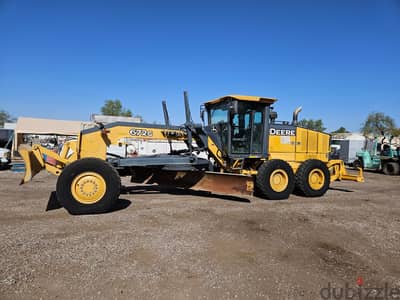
91 114 143 124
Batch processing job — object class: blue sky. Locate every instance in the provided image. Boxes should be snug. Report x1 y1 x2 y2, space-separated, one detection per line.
1 0 399 132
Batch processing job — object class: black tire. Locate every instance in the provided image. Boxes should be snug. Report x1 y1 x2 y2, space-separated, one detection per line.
295 159 330 197
56 158 121 215
353 159 363 170
256 159 295 200
382 162 400 176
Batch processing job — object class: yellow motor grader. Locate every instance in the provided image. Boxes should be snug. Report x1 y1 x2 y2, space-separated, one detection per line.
19 92 363 214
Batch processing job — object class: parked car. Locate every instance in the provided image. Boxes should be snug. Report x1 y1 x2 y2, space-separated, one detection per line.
0 129 14 169
0 147 11 169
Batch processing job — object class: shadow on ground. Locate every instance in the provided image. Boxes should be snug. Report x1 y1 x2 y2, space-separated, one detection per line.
328 187 354 193
46 191 132 213
121 185 251 203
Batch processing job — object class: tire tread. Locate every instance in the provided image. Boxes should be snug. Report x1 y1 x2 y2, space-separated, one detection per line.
56 158 121 215
295 159 330 197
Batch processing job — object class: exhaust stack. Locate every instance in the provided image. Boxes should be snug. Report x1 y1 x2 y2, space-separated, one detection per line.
292 106 302 125
183 91 193 153
162 100 170 126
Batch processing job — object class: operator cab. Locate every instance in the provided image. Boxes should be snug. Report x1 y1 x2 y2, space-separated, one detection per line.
202 95 276 158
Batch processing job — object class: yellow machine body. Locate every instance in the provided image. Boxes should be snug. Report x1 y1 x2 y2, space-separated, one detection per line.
19 125 186 183
18 93 363 214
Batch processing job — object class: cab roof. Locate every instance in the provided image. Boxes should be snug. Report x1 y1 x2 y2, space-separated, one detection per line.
205 95 277 106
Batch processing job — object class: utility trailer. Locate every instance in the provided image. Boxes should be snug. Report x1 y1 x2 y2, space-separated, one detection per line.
330 137 365 165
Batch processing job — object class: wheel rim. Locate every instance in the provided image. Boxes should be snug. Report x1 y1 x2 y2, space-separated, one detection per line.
71 172 106 204
269 169 289 192
308 168 325 190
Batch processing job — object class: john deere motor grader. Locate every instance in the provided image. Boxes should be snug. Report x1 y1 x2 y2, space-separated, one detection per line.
19 92 363 214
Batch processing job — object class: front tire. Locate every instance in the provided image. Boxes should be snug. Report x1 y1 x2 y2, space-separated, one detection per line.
56 158 121 215
353 159 363 170
256 159 295 200
295 159 330 197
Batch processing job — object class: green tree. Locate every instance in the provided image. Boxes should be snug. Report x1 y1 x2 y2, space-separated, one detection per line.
298 118 326 132
361 112 396 137
331 126 348 134
391 127 400 138
101 99 132 117
0 110 15 127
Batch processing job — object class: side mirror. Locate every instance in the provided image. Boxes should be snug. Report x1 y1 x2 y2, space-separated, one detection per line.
270 111 278 123
200 105 205 123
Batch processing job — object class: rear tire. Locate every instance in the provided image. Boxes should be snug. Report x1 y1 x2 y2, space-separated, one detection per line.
382 162 400 176
256 159 295 200
56 158 121 215
295 159 330 197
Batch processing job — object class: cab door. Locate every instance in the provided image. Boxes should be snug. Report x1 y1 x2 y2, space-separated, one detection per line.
231 108 263 156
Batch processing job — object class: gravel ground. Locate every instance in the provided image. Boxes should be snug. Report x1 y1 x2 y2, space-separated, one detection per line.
0 169 399 299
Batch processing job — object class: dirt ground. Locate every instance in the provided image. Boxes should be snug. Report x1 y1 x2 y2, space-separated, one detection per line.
0 169 399 300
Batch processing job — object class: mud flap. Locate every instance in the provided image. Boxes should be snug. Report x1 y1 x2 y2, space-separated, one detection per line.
18 144 45 184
